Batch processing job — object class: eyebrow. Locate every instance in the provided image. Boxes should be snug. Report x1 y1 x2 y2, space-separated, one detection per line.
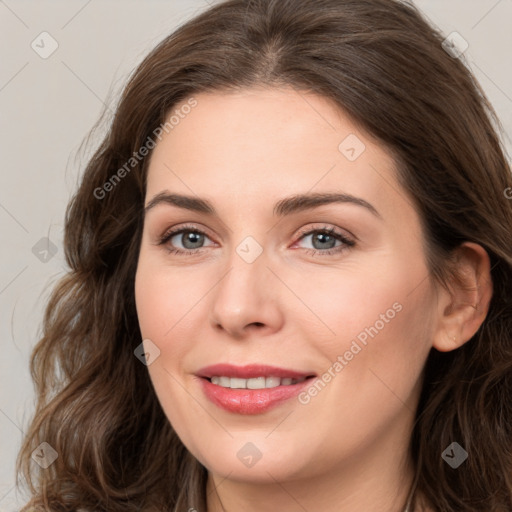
144 191 381 219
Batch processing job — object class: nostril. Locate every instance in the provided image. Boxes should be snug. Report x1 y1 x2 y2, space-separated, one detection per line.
249 322 265 328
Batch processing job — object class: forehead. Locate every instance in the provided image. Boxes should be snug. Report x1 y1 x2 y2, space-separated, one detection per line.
145 87 404 219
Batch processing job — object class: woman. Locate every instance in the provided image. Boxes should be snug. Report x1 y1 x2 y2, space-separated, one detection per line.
17 0 512 510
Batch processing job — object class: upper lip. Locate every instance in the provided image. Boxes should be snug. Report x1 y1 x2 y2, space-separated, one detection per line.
196 364 316 379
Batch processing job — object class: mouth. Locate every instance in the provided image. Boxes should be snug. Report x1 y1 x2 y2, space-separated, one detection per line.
196 364 317 414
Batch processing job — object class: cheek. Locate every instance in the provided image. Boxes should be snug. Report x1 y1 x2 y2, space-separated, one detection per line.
296 277 434 462
134 257 211 398
284 257 429 348
135 262 206 440
287 256 435 411
327 277 434 410
134 254 205 342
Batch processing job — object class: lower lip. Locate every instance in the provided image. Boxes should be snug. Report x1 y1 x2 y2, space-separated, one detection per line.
198 377 315 414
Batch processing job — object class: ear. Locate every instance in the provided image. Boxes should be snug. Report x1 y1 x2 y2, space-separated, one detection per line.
432 242 493 352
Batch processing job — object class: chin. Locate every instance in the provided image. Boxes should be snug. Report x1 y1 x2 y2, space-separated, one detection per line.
192 438 314 483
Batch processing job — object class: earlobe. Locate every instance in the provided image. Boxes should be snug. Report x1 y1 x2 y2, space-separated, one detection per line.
432 242 493 352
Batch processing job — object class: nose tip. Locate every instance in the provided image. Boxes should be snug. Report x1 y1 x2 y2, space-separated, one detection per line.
209 256 284 339
212 305 270 339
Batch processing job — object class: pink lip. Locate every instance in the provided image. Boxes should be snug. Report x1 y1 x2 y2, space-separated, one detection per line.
196 364 316 415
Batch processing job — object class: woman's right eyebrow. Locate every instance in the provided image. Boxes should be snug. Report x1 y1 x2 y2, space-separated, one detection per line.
144 191 382 220
144 191 214 216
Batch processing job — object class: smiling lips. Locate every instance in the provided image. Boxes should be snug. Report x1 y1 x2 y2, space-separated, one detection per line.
196 364 316 414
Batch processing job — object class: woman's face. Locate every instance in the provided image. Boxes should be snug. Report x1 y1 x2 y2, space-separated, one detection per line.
135 87 438 483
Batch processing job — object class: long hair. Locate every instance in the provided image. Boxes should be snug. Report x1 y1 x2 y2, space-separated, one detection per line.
17 0 512 510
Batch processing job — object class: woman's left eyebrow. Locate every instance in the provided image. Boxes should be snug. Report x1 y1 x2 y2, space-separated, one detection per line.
273 192 382 219
144 191 382 219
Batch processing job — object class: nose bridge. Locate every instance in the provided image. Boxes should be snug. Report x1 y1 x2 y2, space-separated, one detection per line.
216 235 268 311
209 232 282 337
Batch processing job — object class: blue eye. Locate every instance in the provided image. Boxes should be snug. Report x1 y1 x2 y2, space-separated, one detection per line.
158 224 215 255
294 226 355 256
158 224 355 257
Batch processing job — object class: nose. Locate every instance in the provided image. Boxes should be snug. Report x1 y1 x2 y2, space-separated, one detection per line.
209 244 285 340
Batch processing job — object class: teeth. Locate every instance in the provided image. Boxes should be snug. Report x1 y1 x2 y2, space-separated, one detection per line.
230 377 246 389
247 377 266 389
218 376 230 387
265 376 281 388
210 376 307 389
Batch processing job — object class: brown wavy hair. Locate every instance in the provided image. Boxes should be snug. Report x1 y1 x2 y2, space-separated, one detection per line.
16 0 512 510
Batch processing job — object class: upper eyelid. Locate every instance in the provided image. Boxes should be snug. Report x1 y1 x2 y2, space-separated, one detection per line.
296 224 355 240
159 223 215 242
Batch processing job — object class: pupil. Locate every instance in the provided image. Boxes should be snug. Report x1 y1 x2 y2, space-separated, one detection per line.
313 233 335 249
183 232 204 249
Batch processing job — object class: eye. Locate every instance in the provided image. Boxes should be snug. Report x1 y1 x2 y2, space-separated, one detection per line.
294 225 355 256
157 224 215 255
157 223 355 257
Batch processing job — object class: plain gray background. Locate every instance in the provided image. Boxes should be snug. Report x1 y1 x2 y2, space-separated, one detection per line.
1 1 511 510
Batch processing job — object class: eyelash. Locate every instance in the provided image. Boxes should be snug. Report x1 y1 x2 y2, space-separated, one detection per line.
157 224 356 257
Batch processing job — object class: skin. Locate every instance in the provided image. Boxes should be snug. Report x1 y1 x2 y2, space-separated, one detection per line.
134 87 492 512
